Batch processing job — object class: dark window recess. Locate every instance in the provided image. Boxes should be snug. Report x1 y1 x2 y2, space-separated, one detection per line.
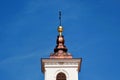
56 72 66 80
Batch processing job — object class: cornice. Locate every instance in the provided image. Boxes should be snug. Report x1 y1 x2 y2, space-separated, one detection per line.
41 58 82 73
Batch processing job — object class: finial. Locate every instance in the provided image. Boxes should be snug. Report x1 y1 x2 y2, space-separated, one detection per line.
59 11 61 26
58 11 63 36
58 26 63 36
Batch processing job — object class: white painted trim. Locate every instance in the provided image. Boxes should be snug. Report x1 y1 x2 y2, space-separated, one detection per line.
54 69 69 79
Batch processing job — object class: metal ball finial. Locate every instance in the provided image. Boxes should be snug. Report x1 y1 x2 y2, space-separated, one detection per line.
58 26 63 36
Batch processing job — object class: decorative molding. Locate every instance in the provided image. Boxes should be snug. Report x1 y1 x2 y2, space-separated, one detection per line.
41 58 82 73
45 62 79 65
54 69 69 79
58 62 64 65
45 66 78 68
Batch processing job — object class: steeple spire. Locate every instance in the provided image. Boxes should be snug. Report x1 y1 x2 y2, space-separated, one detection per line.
59 11 62 26
50 11 72 59
58 11 63 36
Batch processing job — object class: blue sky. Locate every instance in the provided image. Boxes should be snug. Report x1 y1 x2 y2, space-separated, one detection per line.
0 0 120 80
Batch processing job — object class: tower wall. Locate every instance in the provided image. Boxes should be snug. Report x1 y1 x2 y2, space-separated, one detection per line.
42 59 81 80
45 63 78 80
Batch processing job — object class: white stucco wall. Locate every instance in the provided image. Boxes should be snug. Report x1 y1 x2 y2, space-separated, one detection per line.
44 62 79 80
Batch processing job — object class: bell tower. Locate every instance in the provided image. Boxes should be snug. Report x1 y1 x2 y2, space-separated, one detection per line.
41 12 82 80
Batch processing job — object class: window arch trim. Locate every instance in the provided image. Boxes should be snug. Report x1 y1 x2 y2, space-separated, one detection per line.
54 69 69 78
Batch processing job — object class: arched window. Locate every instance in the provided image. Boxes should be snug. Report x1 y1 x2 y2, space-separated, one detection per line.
56 72 66 80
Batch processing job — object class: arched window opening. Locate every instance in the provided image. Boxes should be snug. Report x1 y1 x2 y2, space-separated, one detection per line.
56 72 66 80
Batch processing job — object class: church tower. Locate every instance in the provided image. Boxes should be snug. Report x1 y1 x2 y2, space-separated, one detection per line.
41 12 82 80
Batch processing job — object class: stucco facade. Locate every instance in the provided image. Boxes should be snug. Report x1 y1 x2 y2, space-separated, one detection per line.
41 59 82 80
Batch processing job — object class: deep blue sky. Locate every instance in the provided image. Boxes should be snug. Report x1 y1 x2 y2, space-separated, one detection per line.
0 0 120 80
